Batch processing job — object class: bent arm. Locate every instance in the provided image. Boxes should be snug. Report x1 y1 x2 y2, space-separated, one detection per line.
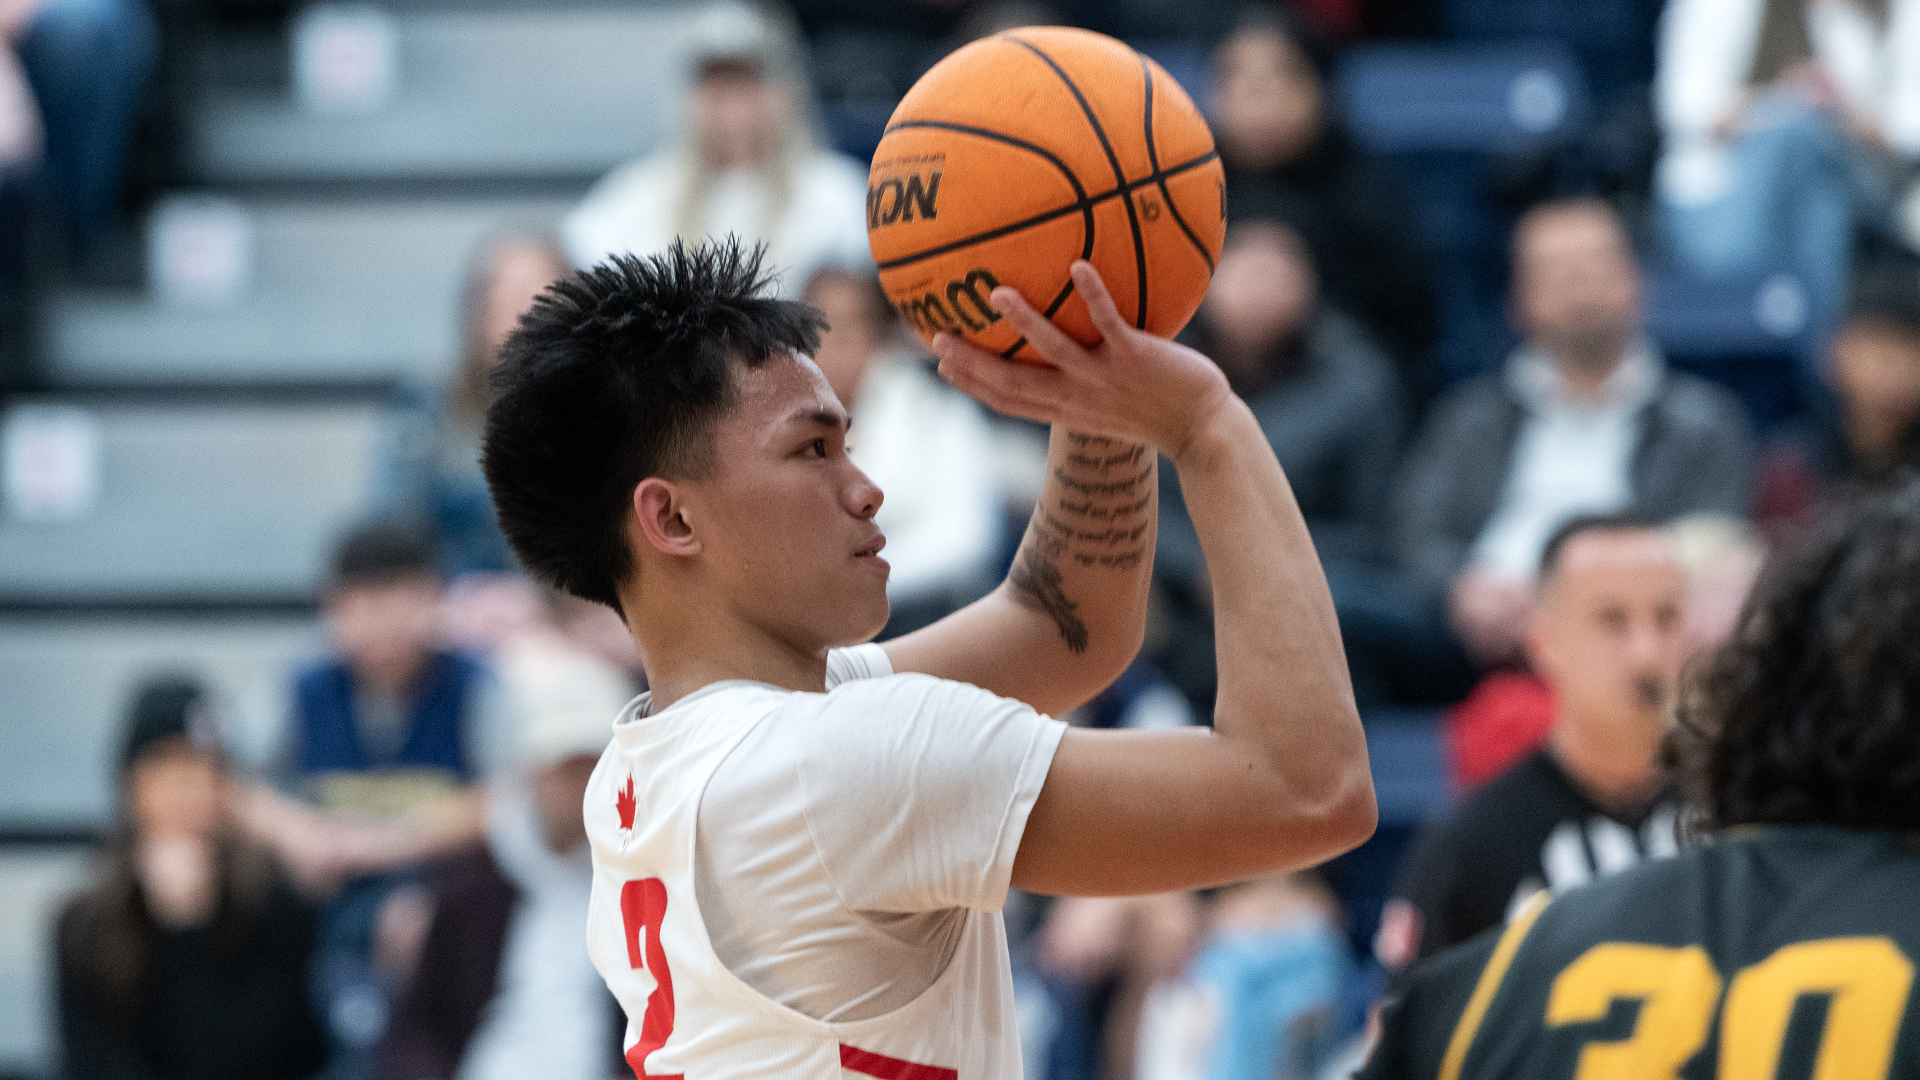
882 422 1154 717
925 262 1374 897
1011 399 1375 895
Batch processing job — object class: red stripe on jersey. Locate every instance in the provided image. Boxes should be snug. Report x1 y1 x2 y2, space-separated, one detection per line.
837 1044 959 1080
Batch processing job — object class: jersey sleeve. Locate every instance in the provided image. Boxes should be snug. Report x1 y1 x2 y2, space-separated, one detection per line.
795 674 1065 916
824 643 894 687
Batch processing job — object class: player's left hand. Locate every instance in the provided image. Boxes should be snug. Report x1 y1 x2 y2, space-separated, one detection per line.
931 261 1231 463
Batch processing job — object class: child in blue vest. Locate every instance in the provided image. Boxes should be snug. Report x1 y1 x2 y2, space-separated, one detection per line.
270 521 510 1080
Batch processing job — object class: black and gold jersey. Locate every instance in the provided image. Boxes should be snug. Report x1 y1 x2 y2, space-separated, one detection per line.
1360 826 1920 1080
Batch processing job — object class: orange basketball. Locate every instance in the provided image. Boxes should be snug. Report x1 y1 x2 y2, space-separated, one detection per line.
866 26 1225 362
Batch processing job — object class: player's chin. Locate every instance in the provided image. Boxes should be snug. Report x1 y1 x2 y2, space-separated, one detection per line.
836 570 892 643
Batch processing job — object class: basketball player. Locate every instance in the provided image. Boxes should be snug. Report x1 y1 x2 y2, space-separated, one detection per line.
480 240 1375 1078
1359 478 1920 1080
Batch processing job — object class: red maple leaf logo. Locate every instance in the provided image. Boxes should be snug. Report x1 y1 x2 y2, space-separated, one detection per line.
615 774 637 831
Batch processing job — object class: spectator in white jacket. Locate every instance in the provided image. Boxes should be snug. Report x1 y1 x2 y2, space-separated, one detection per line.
803 266 1007 637
560 1 870 296
1655 0 1920 326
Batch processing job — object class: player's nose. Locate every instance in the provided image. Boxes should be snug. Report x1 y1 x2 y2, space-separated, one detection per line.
845 465 883 520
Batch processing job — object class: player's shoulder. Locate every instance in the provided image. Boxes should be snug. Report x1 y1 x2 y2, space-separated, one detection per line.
1361 929 1504 1080
817 665 1034 723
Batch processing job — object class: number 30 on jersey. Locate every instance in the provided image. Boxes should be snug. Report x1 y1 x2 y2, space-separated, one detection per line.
1546 936 1913 1079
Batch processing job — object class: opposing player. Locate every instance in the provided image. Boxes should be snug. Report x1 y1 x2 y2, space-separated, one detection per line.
481 240 1374 1078
1360 478 1920 1080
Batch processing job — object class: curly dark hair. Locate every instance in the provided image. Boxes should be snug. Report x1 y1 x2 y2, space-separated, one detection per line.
481 238 824 612
1672 474 1920 830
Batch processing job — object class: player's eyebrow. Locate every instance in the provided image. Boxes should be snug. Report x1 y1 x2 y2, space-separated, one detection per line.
787 408 851 433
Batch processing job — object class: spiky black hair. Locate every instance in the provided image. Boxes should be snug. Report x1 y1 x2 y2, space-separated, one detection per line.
481 238 825 612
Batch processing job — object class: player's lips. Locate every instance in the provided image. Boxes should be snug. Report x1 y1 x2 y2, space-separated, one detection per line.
853 534 889 568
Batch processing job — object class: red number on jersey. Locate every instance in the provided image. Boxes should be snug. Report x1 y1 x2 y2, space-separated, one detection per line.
620 878 682 1080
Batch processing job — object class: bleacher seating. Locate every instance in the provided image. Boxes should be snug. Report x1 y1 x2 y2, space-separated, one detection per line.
185 7 687 185
1643 270 1813 435
0 613 319 830
1363 708 1452 827
1439 0 1661 115
48 197 567 384
0 396 387 602
1339 42 1588 154
0 849 91 1077
1337 42 1589 383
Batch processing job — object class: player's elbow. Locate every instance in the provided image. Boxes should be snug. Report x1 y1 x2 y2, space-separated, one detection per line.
1244 758 1377 868
1318 770 1378 858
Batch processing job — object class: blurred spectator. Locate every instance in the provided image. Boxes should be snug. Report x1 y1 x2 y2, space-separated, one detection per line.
1376 514 1689 973
1441 511 1762 796
1439 670 1556 796
243 522 506 1078
1133 873 1353 1080
1152 217 1405 709
1208 5 1439 386
377 613 632 1080
1667 511 1765 652
803 266 1004 635
1029 658 1199 1080
267 522 505 829
1 0 154 265
1039 892 1199 1080
1395 199 1751 675
562 1 869 295
1757 261 1920 529
58 676 329 1080
380 234 569 578
1654 0 1920 325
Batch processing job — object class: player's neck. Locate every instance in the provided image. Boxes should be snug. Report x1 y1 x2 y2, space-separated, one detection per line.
622 579 830 711
1548 718 1661 814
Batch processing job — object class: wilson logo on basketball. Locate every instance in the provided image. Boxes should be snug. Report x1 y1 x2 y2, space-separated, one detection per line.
894 267 1001 336
867 171 942 229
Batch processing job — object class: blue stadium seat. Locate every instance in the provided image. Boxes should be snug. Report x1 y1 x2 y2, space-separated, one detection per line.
1335 43 1595 382
1643 270 1814 435
1130 39 1211 115
1337 42 1588 156
1363 707 1451 826
1440 0 1661 115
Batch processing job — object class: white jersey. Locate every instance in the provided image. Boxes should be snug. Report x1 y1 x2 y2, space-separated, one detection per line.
584 646 1066 1079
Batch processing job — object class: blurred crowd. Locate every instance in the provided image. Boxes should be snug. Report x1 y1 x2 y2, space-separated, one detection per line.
15 0 1920 1078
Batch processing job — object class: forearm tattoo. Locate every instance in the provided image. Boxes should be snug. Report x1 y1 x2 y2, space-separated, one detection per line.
1009 432 1154 653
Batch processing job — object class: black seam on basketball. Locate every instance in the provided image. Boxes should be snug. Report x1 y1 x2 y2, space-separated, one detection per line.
873 149 1217 272
879 118 1098 278
882 119 1090 202
1002 34 1148 329
995 277 1076 361
1044 278 1076 318
1138 54 1215 274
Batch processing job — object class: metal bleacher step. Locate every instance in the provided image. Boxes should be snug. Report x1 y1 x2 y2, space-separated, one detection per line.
0 846 92 1076
0 612 318 830
183 5 690 186
0 393 387 603
45 196 570 384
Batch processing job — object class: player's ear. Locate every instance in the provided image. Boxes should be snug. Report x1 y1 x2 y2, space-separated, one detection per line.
633 477 700 557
